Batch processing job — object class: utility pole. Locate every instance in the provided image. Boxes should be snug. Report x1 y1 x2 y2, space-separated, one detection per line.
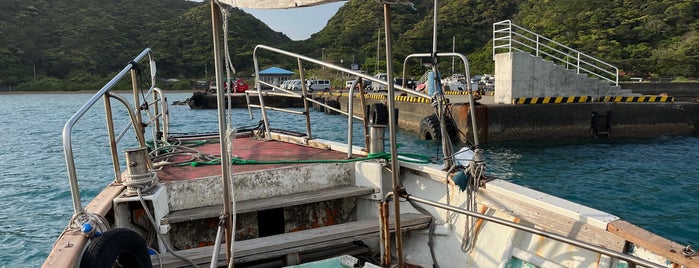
322 48 326 77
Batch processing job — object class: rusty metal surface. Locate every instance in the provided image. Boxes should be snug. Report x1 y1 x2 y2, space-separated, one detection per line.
157 136 354 181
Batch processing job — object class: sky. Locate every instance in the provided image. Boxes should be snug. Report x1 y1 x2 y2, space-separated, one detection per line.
242 2 346 40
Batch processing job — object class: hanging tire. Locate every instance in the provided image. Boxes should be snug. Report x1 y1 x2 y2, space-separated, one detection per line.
368 103 388 125
419 115 441 140
314 97 325 112
419 114 457 141
325 99 340 115
80 228 152 268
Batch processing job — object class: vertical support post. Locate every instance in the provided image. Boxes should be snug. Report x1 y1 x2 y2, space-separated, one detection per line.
359 80 370 150
130 69 148 151
298 59 312 139
210 2 234 265
103 94 121 183
382 3 404 267
368 125 385 154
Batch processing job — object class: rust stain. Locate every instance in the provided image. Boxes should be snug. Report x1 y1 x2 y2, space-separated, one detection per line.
288 226 309 232
322 207 341 226
473 206 489 234
133 208 145 220
535 232 545 257
311 209 320 228
197 241 214 248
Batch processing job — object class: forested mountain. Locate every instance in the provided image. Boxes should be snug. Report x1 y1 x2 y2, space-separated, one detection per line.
314 0 697 80
1 0 697 90
0 0 290 90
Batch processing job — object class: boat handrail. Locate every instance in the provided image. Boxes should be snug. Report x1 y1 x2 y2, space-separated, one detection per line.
251 45 431 153
402 193 665 268
62 48 169 215
492 20 619 86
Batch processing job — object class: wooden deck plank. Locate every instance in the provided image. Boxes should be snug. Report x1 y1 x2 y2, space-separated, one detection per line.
152 213 432 267
43 183 125 268
165 186 375 223
608 220 699 268
477 188 626 251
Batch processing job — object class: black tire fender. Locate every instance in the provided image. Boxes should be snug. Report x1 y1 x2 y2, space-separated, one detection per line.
368 103 389 125
80 228 152 268
419 115 441 140
325 99 340 114
419 114 457 141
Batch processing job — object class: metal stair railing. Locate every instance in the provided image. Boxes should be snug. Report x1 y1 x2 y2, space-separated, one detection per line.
493 20 618 86
62 48 170 215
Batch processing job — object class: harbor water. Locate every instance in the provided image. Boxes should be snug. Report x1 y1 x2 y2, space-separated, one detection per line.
0 92 697 267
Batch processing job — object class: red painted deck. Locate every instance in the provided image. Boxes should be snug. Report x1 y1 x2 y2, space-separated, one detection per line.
157 136 354 181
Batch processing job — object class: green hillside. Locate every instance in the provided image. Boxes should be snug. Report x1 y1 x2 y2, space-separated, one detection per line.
1 0 696 90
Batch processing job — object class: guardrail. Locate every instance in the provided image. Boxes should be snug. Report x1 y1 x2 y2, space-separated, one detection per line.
251 45 436 158
62 48 169 214
493 20 618 86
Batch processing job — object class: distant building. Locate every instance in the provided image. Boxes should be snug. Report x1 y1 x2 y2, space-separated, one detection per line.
258 67 295 89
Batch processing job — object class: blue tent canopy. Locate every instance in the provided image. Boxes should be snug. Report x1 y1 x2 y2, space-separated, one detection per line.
259 67 295 75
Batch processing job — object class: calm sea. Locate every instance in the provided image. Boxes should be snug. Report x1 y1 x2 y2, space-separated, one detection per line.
0 92 697 267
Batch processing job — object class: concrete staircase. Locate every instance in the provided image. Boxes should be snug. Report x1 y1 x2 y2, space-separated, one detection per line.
493 52 635 104
492 20 633 104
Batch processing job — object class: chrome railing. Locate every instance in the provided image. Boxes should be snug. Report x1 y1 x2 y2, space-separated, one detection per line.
493 20 619 86
402 194 664 268
251 45 431 157
62 48 169 214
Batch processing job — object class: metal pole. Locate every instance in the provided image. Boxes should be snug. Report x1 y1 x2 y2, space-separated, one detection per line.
382 3 404 267
346 80 357 159
451 36 455 73
298 59 312 139
103 95 121 183
210 2 234 264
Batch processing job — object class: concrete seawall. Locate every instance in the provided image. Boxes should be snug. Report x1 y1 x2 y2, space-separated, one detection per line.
185 91 699 143
621 82 699 102
317 93 699 143
450 102 699 143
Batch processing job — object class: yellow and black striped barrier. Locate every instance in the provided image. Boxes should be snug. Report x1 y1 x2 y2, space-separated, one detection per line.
394 95 432 103
599 96 674 103
513 96 592 104
444 90 472 95
365 94 387 100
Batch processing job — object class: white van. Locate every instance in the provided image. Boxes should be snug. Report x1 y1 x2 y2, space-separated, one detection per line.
309 80 331 92
371 73 388 92
289 79 312 91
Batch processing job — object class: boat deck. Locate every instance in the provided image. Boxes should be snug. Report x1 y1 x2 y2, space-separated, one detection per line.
156 133 358 181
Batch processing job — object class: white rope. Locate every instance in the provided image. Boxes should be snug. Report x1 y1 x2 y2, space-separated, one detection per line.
215 2 238 266
137 189 200 267
123 171 158 196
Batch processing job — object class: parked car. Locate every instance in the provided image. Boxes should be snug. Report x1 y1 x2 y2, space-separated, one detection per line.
310 79 331 92
289 79 313 92
371 73 388 92
208 78 249 93
231 78 249 93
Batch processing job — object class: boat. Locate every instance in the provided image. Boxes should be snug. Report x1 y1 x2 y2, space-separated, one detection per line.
441 73 468 91
44 1 697 267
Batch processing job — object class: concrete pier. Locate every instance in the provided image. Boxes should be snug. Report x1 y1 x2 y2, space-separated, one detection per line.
318 92 699 143
184 87 699 143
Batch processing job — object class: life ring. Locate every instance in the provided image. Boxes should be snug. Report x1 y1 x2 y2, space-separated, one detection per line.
80 228 152 268
368 103 388 125
419 114 457 141
325 99 340 115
